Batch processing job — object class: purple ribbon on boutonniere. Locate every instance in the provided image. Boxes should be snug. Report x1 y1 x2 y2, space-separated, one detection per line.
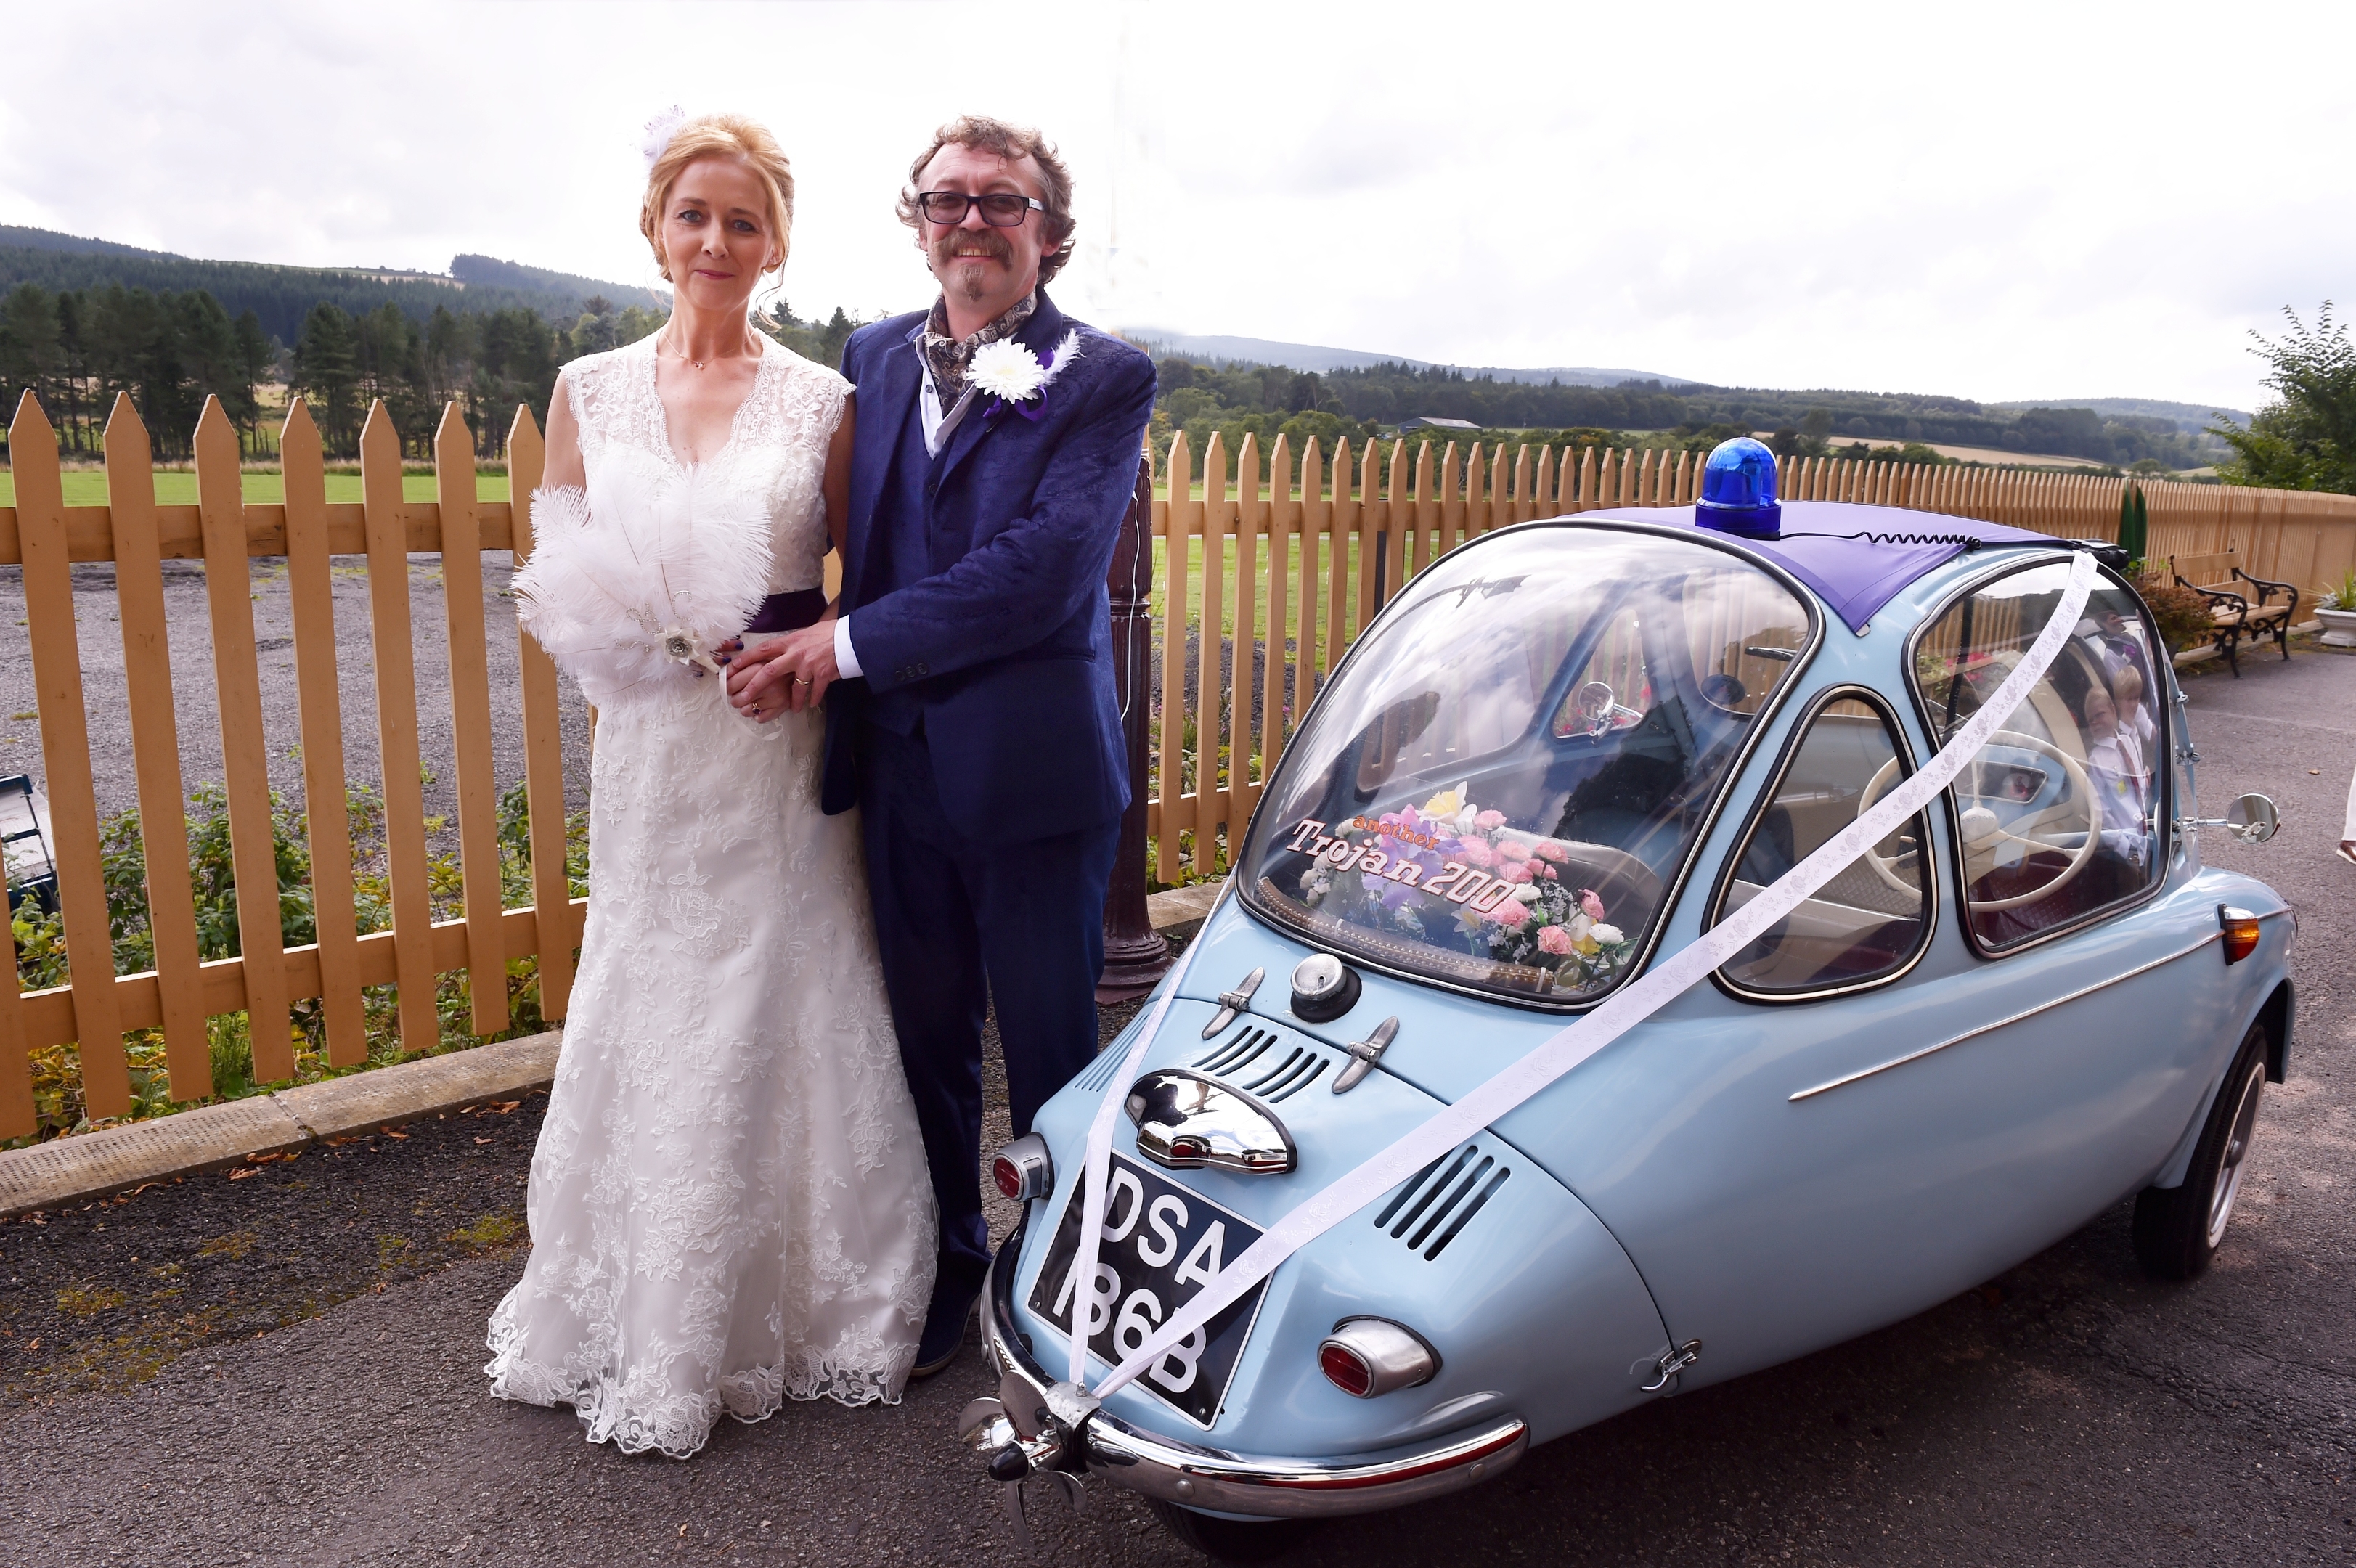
969 329 1083 422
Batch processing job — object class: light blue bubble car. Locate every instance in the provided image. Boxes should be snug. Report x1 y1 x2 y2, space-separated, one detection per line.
963 448 2291 1561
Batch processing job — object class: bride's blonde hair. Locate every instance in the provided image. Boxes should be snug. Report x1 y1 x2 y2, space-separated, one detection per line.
640 113 795 281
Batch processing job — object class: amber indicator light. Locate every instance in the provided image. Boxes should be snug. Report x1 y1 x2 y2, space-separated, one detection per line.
2220 905 2262 965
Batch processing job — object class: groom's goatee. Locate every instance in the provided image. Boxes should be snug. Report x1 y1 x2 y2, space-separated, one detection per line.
932 230 1011 286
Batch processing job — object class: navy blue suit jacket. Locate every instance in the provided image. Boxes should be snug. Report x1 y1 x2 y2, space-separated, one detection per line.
825 290 1157 843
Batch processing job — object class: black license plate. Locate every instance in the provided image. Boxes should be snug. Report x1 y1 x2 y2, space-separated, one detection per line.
1026 1153 1269 1427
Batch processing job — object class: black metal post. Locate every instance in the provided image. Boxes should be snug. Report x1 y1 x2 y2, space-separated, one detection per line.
1098 454 1173 1002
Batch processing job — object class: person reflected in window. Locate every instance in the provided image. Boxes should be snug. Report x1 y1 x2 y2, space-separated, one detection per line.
2081 677 2153 867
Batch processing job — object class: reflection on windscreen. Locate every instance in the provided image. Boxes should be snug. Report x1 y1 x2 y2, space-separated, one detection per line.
1242 531 1814 1002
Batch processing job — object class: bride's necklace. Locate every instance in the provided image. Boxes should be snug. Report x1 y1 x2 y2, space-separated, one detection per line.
659 326 757 372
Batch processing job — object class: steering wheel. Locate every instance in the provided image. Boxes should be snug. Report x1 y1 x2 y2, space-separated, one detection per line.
1858 730 2098 912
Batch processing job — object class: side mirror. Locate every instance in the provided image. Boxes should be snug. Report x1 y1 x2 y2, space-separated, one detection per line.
2225 793 2279 844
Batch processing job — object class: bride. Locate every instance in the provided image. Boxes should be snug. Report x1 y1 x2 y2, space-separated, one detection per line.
486 111 936 1458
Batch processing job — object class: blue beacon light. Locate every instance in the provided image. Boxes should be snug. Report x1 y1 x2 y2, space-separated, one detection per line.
1695 436 1783 539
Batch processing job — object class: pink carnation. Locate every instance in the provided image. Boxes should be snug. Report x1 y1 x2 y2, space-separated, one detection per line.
1456 841 1496 868
1496 839 1531 862
1499 859 1533 883
1530 841 1568 864
1484 899 1530 928
1579 889 1607 921
1473 810 1508 830
1537 923 1576 955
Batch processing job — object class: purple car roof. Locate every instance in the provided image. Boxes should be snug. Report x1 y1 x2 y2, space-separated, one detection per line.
1583 500 2066 633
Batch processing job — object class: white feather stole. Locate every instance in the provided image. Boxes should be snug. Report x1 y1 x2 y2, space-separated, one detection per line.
511 480 773 707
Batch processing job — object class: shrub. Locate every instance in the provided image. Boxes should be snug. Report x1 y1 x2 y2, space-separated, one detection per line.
8 778 585 1146
2137 579 2217 653
2319 566 2356 613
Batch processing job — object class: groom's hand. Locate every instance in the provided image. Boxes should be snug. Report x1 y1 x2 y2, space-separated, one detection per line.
725 624 839 719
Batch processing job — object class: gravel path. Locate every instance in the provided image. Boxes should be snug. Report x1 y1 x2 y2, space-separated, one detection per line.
0 653 2351 1566
0 553 595 841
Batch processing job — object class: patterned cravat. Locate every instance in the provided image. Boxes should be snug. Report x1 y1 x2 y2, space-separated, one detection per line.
919 291 1036 404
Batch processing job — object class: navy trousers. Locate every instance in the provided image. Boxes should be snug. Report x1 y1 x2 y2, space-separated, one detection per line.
858 720 1120 1300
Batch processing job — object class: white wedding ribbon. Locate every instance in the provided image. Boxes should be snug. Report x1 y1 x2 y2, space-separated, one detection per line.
1065 896 1219 1385
1066 550 2095 1400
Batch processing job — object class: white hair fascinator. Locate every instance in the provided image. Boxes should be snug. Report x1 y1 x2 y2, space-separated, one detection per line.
640 105 689 172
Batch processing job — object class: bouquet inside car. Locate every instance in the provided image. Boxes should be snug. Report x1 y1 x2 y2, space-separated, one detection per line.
1297 784 1639 994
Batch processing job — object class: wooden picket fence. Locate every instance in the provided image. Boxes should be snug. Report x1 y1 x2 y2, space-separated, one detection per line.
0 391 578 1139
1145 433 2356 880
7 399 2356 1136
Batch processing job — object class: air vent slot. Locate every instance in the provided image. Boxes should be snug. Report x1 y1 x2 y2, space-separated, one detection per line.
1236 1047 1328 1101
1371 1143 1512 1260
1197 1026 1276 1077
1192 1026 1331 1102
1078 1032 1134 1093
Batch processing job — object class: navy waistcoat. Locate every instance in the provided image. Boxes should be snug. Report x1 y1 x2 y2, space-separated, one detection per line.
863 404 940 736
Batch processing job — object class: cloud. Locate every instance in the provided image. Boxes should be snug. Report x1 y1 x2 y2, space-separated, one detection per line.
1 0 2348 409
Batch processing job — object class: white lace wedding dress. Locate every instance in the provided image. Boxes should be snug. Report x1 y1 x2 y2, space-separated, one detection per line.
486 332 936 1459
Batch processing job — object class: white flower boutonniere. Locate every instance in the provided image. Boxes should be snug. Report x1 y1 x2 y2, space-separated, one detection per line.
969 330 1083 421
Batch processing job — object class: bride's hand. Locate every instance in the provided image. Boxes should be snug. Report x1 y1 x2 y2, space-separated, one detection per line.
725 625 836 719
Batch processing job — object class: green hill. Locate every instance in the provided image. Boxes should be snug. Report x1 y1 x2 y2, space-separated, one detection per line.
0 226 660 345
0 225 179 261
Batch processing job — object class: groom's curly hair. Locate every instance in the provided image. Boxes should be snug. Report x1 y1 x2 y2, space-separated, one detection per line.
897 116 1076 285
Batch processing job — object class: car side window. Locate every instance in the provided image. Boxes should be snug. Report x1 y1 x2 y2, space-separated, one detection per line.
1711 693 1932 995
1910 563 2165 949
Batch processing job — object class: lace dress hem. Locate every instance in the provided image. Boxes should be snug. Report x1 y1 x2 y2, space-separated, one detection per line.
486 1292 915 1461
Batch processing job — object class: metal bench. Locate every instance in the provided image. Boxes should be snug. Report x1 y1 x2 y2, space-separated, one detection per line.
2169 550 2298 677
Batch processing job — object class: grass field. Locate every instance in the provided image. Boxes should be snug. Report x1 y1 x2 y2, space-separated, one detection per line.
0 471 512 507
1154 534 1401 658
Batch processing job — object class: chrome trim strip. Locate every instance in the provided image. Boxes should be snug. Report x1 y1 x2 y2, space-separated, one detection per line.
982 1220 1528 1519
1788 929 2224 1102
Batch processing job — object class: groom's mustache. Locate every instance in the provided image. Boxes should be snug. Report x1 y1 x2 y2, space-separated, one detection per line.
931 229 1011 269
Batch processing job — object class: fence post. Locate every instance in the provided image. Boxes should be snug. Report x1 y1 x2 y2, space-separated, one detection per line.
1098 454 1172 1002
195 396 294 1084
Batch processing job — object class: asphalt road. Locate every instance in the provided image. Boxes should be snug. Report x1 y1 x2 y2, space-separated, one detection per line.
2 648 2353 1567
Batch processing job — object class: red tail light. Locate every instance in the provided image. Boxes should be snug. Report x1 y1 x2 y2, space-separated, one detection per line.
990 1134 1053 1202
1318 1318 1438 1398
2220 905 2261 964
1318 1342 1374 1397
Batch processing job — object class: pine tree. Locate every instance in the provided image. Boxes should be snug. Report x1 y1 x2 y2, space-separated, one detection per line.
293 302 362 454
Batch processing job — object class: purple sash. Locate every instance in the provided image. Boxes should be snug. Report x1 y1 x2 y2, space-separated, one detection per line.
743 589 827 636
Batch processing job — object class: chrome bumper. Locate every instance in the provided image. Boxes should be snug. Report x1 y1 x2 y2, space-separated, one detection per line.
979 1214 1529 1521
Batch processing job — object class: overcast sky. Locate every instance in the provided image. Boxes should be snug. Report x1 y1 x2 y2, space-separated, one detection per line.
2 0 2346 412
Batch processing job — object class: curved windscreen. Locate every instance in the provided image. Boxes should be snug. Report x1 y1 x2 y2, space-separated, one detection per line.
1240 528 1816 1003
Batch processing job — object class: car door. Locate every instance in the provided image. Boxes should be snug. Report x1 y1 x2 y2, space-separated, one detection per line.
1551 561 2230 1386
1841 557 2230 1244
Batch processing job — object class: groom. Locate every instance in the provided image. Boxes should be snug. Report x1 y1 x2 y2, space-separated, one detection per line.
725 115 1155 1376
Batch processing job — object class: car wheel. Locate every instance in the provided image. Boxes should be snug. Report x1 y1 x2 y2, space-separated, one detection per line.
1145 1498 1319 1563
2133 1020 2267 1281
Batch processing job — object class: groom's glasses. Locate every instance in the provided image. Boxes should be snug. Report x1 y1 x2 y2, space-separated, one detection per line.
916 191 1045 227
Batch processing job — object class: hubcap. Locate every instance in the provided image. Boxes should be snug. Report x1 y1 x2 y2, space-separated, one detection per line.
2206 1065 2265 1249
